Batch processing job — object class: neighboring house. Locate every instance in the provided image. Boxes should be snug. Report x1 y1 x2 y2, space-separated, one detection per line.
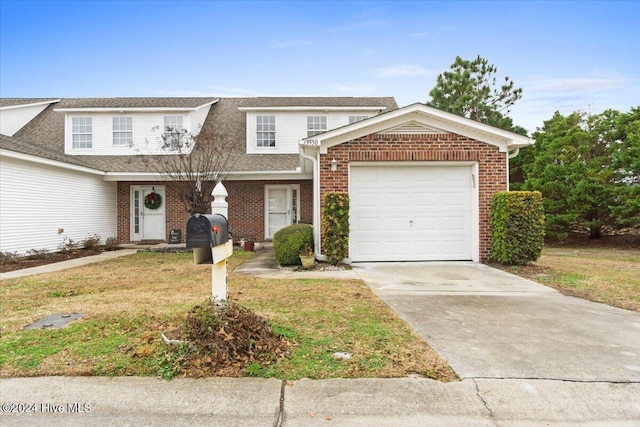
0 97 532 262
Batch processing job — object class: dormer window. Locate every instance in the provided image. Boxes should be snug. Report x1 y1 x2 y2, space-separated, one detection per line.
349 115 369 124
163 116 185 149
257 115 276 147
307 116 327 137
72 117 93 149
112 117 133 146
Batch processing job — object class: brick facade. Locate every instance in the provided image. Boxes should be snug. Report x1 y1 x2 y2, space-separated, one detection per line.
319 133 507 261
116 179 312 244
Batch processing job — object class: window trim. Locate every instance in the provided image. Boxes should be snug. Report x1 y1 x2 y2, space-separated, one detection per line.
256 115 276 148
71 116 93 149
112 116 133 146
162 115 186 149
307 115 327 137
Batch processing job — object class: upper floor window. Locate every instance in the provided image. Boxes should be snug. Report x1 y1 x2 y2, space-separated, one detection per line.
257 115 276 147
349 115 369 124
307 116 327 137
72 117 92 149
163 116 185 149
112 116 133 146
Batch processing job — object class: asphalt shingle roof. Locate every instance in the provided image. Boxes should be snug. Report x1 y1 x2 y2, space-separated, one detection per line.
0 98 59 108
2 96 397 174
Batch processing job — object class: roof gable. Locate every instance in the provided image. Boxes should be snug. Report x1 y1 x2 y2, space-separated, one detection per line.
308 103 533 154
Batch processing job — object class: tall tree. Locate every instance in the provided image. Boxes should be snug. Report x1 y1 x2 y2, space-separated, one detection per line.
610 107 640 228
521 108 639 239
427 55 523 130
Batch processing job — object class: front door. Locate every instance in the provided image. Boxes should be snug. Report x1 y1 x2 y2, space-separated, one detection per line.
131 185 166 241
265 185 300 239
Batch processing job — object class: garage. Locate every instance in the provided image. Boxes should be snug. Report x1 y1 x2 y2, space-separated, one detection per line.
308 103 533 262
349 163 475 262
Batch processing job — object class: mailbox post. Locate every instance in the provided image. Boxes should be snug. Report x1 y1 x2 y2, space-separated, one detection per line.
185 182 232 302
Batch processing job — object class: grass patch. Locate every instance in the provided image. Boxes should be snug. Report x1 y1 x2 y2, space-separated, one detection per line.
0 250 454 381
504 247 640 312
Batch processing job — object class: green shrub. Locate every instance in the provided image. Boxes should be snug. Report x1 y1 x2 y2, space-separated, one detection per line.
273 224 313 266
490 191 545 265
322 192 350 264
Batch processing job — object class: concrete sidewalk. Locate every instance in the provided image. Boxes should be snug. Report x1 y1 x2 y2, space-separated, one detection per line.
2 376 639 426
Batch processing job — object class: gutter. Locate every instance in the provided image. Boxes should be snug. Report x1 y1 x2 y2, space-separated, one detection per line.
299 146 324 260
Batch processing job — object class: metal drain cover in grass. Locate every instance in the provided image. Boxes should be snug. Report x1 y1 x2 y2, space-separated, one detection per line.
24 313 83 330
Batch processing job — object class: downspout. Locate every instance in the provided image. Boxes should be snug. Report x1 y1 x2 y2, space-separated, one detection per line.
506 147 520 190
299 146 324 260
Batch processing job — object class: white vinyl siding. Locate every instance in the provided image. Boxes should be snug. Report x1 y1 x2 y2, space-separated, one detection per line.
112 116 133 146
0 103 53 136
72 117 93 149
256 115 276 147
0 156 117 255
307 116 327 137
245 109 378 154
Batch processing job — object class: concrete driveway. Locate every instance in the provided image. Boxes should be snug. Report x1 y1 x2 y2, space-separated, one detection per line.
354 262 640 382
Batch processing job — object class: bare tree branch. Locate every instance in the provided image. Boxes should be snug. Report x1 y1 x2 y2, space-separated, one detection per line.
140 125 240 215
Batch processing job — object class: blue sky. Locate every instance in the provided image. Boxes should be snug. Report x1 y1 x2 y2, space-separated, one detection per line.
1 0 638 134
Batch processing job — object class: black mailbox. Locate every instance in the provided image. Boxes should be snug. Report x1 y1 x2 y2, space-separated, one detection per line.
186 214 229 249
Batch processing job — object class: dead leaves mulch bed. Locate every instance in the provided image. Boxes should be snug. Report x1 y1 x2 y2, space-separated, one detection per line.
164 300 290 377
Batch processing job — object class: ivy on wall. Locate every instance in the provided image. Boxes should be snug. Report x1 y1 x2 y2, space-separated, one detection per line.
322 192 350 265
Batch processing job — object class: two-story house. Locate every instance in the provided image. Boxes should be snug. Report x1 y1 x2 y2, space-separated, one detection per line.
0 96 532 262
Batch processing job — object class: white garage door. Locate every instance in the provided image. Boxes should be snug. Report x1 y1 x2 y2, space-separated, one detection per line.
350 165 473 262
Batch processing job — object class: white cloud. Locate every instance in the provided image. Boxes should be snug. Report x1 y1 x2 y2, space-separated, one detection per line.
371 64 434 78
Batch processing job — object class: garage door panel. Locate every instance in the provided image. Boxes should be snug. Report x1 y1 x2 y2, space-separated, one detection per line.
350 165 473 262
354 217 380 233
441 215 469 231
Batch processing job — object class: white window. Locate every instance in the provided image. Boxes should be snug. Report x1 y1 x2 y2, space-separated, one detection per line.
349 115 369 124
112 116 133 146
307 116 327 137
163 116 185 149
164 116 184 133
72 117 92 149
257 115 276 147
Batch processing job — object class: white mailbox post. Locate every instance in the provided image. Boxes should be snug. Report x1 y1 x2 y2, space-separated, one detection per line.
185 182 233 303
210 182 232 302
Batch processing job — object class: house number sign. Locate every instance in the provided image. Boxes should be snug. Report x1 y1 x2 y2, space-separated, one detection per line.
300 139 320 146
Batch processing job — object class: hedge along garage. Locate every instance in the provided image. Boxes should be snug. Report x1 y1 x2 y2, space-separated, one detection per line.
304 103 534 263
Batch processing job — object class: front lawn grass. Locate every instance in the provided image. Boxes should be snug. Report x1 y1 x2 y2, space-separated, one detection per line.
0 251 455 381
505 247 640 312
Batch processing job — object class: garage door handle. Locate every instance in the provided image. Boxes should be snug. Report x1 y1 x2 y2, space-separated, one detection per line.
409 220 413 227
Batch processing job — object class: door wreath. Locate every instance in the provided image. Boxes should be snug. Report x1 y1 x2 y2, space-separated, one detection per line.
144 191 163 210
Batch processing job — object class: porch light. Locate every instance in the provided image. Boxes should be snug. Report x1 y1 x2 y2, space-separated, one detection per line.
330 158 338 172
